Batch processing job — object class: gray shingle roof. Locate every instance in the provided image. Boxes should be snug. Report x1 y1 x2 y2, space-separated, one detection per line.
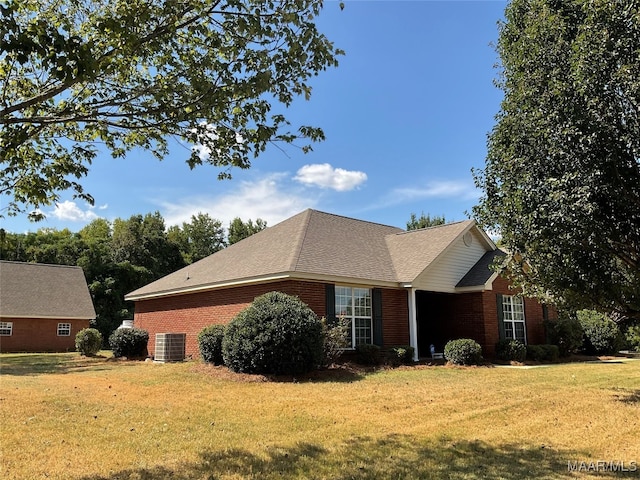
126 209 490 300
455 249 507 288
0 261 96 319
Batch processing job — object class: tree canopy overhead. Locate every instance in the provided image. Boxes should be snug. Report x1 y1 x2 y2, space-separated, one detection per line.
0 0 342 219
474 0 640 319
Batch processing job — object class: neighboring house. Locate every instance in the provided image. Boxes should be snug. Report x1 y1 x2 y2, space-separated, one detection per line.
0 261 96 353
126 209 551 360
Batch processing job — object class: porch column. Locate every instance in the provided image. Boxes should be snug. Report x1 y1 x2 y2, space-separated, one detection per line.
408 287 419 361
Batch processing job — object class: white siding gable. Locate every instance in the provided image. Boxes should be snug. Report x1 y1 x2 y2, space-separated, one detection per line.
411 228 491 292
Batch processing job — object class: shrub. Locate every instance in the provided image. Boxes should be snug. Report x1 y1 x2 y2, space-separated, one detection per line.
526 344 560 362
624 324 640 352
544 315 583 357
387 345 415 366
320 316 349 367
75 328 103 356
444 339 483 365
355 344 382 365
495 339 526 362
109 328 149 358
198 324 226 365
222 291 324 375
577 310 624 355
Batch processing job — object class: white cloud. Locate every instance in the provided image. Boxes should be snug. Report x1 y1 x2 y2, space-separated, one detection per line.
392 180 480 202
294 163 367 191
50 201 100 222
158 174 316 229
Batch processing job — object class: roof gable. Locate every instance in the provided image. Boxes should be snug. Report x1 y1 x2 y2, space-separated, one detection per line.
0 261 96 319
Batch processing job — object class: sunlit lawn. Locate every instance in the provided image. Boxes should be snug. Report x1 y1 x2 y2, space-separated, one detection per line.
1 352 638 479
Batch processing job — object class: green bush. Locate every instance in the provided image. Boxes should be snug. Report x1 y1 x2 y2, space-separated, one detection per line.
526 344 560 362
444 339 483 365
624 324 640 352
577 310 624 355
320 316 349 367
198 324 226 365
544 316 583 357
222 291 324 375
109 328 149 358
495 339 527 362
75 328 103 356
387 345 415 366
355 344 382 365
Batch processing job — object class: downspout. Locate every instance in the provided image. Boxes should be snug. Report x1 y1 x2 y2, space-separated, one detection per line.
408 287 419 361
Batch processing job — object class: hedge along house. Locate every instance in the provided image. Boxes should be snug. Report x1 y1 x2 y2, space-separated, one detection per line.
126 209 549 360
0 261 96 353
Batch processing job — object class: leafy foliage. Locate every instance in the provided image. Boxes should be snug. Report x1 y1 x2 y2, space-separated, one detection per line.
197 324 226 365
168 212 226 263
623 323 640 352
222 291 323 375
525 344 559 363
227 217 267 245
75 328 103 356
495 339 526 363
320 316 349 368
544 316 584 357
444 339 483 366
1 0 343 218
473 0 640 319
406 212 446 230
109 327 149 358
354 344 381 366
387 345 415 366
577 310 624 355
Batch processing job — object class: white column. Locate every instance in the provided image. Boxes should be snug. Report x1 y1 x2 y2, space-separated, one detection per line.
408 287 419 361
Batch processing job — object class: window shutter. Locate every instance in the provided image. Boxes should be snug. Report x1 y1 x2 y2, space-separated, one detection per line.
496 294 506 340
325 284 336 325
373 288 383 347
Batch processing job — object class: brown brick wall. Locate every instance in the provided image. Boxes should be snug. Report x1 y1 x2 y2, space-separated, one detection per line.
0 317 90 353
135 281 412 358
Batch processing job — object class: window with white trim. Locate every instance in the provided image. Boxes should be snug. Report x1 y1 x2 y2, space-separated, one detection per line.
502 295 526 343
335 286 372 348
57 323 71 336
0 322 13 336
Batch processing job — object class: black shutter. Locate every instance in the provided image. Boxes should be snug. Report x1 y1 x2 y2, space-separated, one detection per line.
373 288 383 347
497 294 506 340
325 284 336 325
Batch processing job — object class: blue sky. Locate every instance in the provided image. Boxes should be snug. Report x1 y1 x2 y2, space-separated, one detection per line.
2 0 507 233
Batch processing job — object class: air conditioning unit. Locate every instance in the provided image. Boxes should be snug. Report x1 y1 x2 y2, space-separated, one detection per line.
154 333 186 362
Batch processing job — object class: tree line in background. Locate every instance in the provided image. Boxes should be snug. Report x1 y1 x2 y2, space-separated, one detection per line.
0 213 266 341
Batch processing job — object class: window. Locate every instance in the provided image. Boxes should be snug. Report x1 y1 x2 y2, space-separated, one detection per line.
335 286 372 347
0 322 13 336
57 323 71 336
501 295 526 343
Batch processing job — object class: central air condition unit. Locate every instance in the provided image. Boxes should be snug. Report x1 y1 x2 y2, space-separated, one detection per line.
154 333 186 362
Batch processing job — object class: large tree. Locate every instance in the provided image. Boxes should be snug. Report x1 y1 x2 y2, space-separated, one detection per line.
227 216 267 245
406 212 446 230
474 0 640 319
0 0 342 219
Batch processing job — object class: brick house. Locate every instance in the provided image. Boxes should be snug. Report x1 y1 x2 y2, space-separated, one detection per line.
126 209 550 360
0 261 96 353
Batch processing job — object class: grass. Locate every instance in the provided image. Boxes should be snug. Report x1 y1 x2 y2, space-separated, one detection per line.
1 353 639 480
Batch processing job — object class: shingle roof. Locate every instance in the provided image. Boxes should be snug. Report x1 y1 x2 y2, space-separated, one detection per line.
0 261 96 319
455 249 507 288
125 209 491 300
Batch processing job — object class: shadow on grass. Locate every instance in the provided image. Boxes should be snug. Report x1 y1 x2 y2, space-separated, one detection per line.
0 353 118 376
77 434 637 480
612 388 640 404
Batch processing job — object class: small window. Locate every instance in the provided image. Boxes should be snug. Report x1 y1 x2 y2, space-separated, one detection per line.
57 323 71 336
0 322 13 336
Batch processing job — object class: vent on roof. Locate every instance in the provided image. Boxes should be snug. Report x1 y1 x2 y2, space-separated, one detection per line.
154 333 186 362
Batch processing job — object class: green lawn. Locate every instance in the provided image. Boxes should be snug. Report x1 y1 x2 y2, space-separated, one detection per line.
1 353 638 479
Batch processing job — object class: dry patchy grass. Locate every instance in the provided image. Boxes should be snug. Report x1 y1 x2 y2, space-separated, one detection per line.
0 353 638 479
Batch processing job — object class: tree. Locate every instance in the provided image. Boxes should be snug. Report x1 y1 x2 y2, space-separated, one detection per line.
473 0 640 319
227 217 267 245
171 212 226 263
406 212 446 230
1 0 343 219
